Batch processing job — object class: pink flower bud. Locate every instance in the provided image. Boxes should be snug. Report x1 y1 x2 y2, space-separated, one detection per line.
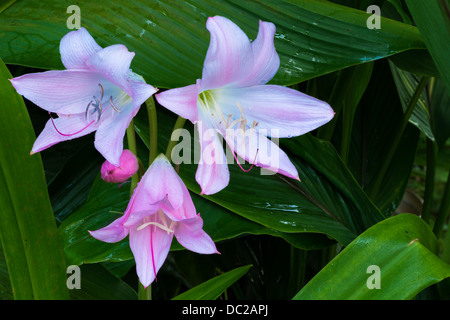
101 149 138 183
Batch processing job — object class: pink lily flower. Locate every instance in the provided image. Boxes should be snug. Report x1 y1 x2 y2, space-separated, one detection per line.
10 27 157 166
89 154 218 288
156 16 334 195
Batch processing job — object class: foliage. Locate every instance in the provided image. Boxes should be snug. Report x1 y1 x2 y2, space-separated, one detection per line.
0 0 449 300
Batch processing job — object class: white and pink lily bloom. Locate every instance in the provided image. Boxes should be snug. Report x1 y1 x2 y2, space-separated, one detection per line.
156 16 334 195
89 154 218 288
10 27 157 166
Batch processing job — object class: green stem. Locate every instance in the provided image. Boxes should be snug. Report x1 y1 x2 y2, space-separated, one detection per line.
370 76 428 198
340 106 353 165
138 282 152 300
146 97 158 165
433 170 450 238
422 138 438 224
126 120 139 192
165 116 187 163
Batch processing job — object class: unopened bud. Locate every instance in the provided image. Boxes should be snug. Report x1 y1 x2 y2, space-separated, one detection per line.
101 149 138 183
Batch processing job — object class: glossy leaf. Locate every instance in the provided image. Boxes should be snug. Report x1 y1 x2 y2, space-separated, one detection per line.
0 0 425 88
345 60 420 216
294 214 450 299
69 264 137 300
172 265 252 300
390 61 433 141
406 0 450 95
0 60 68 299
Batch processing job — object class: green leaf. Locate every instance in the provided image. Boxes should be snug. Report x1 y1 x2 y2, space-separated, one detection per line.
390 61 434 141
58 175 133 266
68 264 137 300
406 0 450 96
346 60 420 216
430 78 450 148
293 214 450 300
0 60 69 299
0 0 425 88
172 265 252 300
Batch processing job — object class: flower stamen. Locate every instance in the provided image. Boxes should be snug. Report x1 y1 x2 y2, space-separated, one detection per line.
85 83 105 123
137 221 174 234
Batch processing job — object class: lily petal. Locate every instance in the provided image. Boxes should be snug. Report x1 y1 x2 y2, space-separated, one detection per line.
129 218 173 288
60 27 102 69
218 85 334 138
201 16 253 91
175 214 218 254
32 113 99 154
88 214 129 243
10 70 116 115
195 122 230 195
94 101 137 166
86 44 135 95
224 127 299 180
239 20 280 87
128 74 158 109
146 154 198 220
155 83 199 123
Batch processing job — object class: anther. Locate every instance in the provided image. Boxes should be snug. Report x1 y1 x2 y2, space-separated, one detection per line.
109 96 122 113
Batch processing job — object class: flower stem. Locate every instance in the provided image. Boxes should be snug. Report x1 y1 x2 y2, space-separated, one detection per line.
422 138 438 224
126 119 139 192
288 247 307 297
146 96 158 165
433 170 450 239
369 76 428 198
165 116 187 163
138 282 152 300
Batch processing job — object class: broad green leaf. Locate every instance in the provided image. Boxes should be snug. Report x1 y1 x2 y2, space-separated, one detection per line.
0 0 425 88
406 0 450 96
172 265 252 300
294 213 450 300
0 60 68 299
58 175 133 266
346 60 420 216
430 78 450 148
68 264 137 300
390 61 434 141
48 142 104 223
0 242 13 300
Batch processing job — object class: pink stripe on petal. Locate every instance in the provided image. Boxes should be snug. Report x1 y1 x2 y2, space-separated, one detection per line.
32 114 98 154
129 219 173 288
224 128 299 180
